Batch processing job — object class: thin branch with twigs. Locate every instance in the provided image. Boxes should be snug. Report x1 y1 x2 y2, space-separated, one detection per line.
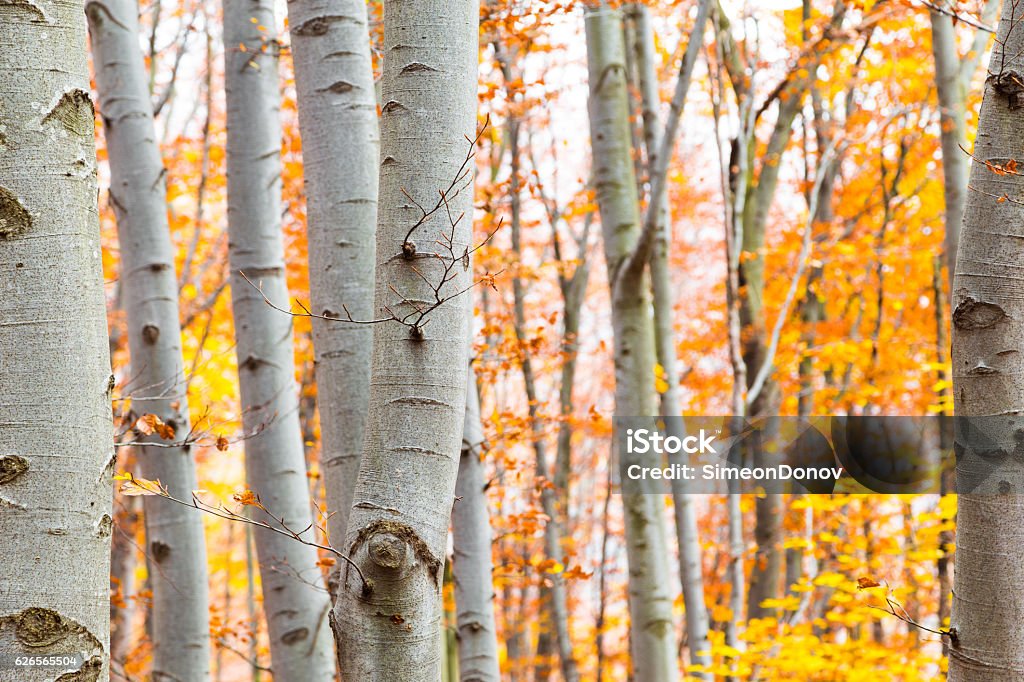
115 473 372 594
916 0 996 33
401 115 491 255
240 218 503 339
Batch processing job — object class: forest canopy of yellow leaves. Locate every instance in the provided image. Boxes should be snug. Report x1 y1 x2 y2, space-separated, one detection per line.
90 0 991 679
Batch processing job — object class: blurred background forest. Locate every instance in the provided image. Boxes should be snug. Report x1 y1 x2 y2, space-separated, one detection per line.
93 0 992 678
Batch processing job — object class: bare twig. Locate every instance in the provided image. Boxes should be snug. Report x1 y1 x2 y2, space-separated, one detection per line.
240 220 503 339
401 115 491 254
915 0 996 33
115 472 371 594
215 637 273 673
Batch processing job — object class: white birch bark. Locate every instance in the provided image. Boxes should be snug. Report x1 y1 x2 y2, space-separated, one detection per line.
331 0 480 678
0 1 114 678
452 366 501 682
222 2 335 678
628 5 712 675
949 1 1024 678
930 1 970 279
287 0 378 546
584 5 680 680
87 2 212 677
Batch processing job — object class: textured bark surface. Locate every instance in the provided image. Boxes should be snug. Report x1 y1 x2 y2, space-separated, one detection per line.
222 2 336 678
287 0 378 545
452 368 501 682
87 1 212 676
584 6 680 681
949 1 1024 678
737 56 805 630
930 2 970 279
331 0 480 678
0 2 114 679
628 5 712 674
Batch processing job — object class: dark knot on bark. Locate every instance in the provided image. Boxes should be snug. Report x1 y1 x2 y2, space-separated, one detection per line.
368 532 406 569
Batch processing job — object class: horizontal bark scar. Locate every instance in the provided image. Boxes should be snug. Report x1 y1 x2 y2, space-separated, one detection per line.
966 362 999 375
399 62 438 75
317 80 356 94
953 297 1008 330
353 501 400 514
280 627 308 645
42 89 95 137
388 396 449 408
0 186 32 238
0 0 49 23
393 445 447 458
292 14 360 37
381 100 408 115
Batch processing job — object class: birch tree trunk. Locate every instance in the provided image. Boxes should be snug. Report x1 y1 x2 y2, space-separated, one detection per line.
88 2 212 677
287 0 378 545
628 5 712 675
929 0 971 639
584 5 680 680
740 96 799 618
949 1 1024 677
332 0 480 678
452 366 501 682
506 116 579 682
0 2 114 678
929 1 970 279
222 3 335 679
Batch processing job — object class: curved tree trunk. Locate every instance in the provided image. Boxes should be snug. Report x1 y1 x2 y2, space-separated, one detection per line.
287 0 378 546
584 5 680 680
949 1 1024 678
452 366 501 681
0 3 114 678
332 0 480 678
87 2 212 677
222 2 336 679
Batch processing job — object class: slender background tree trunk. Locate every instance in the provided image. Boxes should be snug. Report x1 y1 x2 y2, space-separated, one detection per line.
88 2 212 676
930 1 970 279
287 0 378 546
627 5 712 674
585 5 680 680
222 2 336 678
452 364 501 682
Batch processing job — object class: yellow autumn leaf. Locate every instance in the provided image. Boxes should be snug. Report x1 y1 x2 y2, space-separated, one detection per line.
118 473 165 497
